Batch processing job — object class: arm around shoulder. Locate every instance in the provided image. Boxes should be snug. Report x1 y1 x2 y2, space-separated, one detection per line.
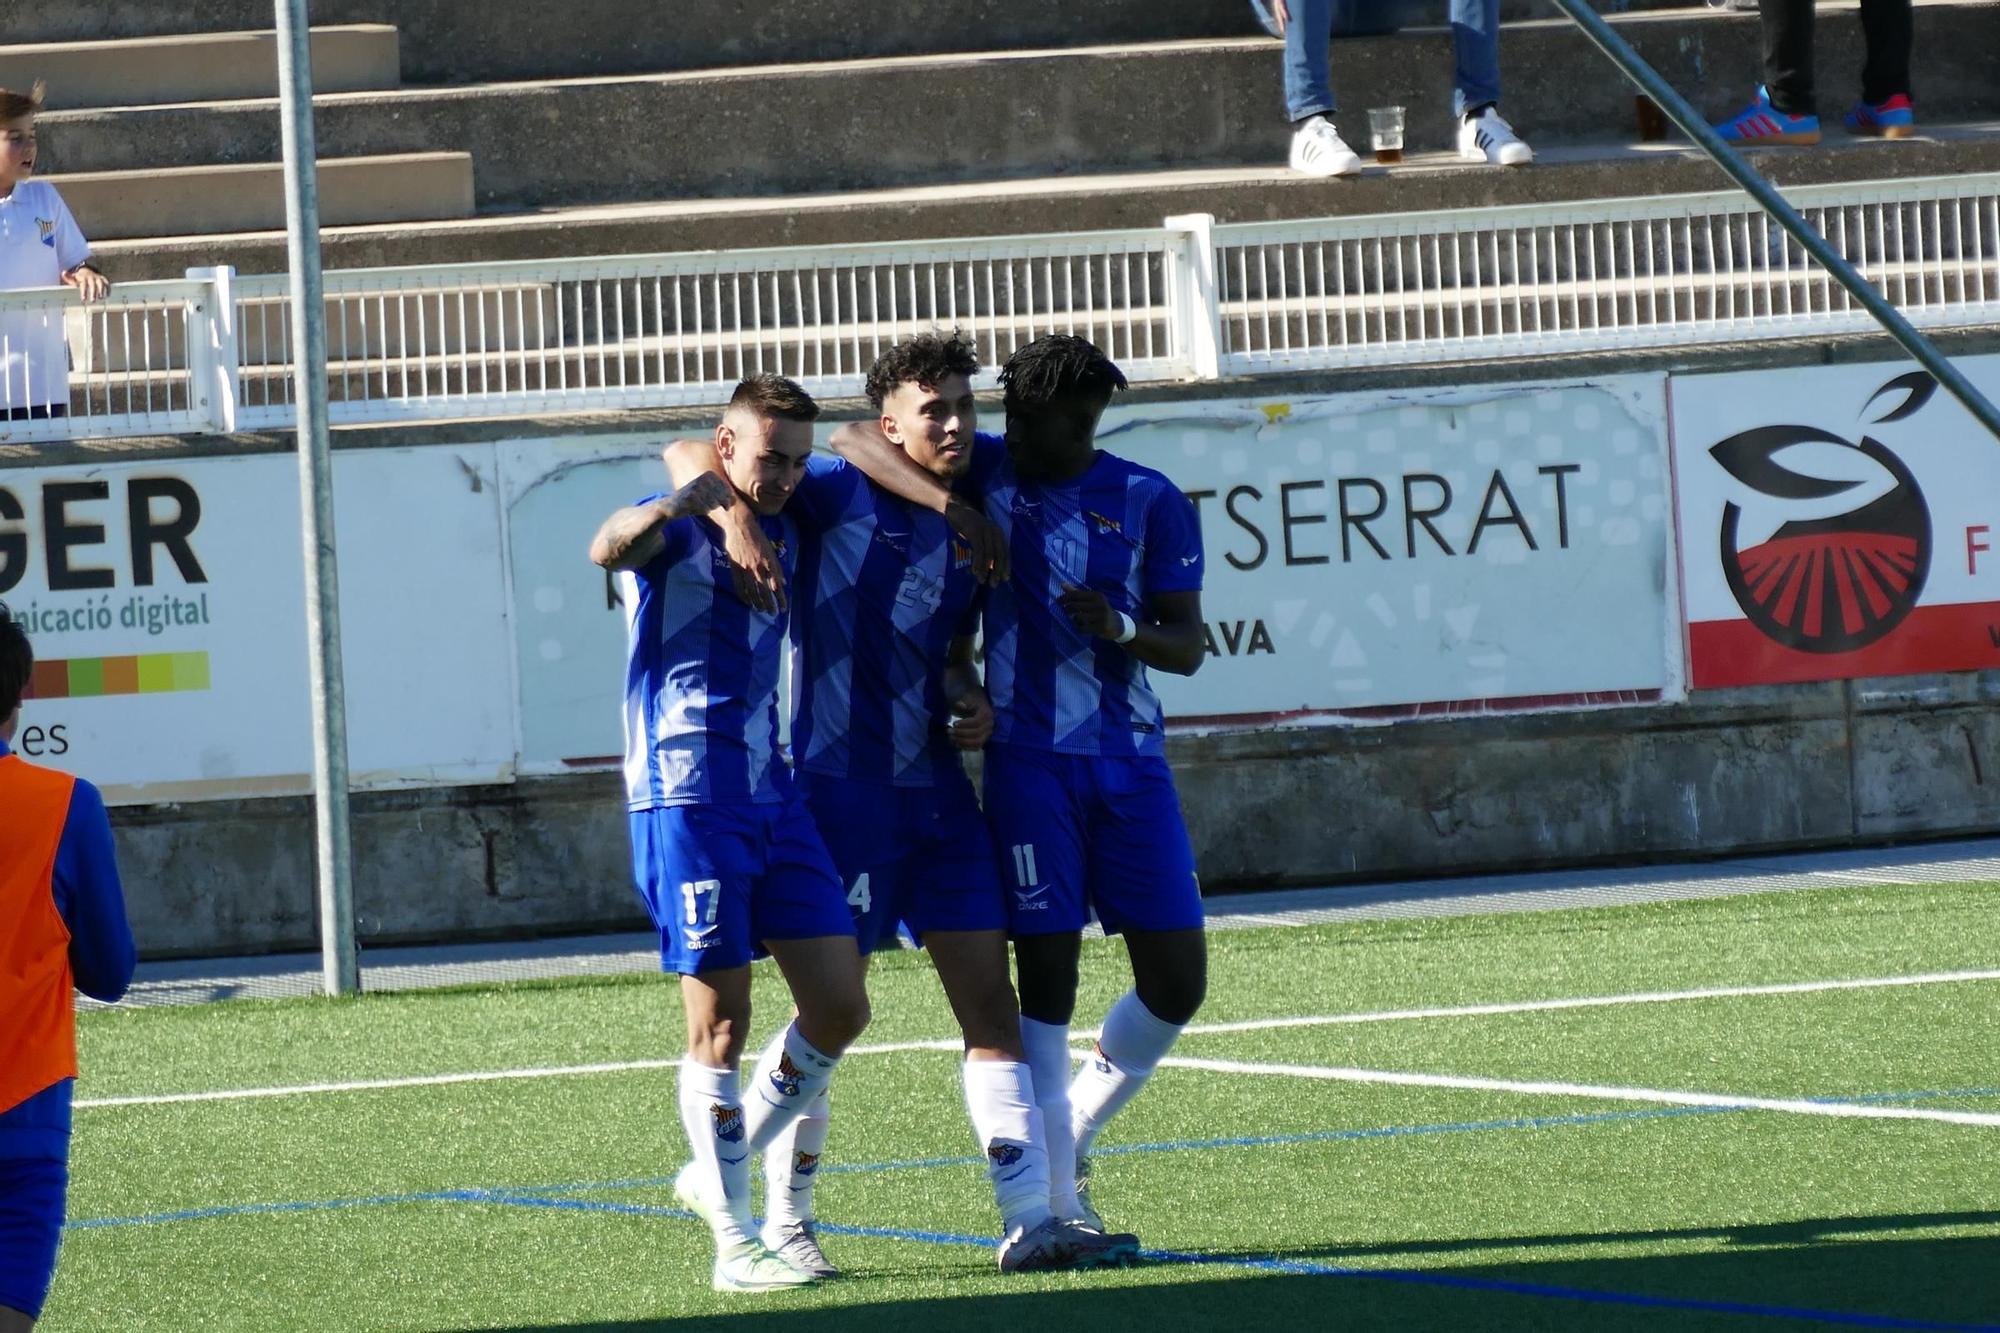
588 473 731 572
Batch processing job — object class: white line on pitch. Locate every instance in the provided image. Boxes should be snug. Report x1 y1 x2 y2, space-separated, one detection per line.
1147 968 2000 1041
73 1038 961 1110
75 968 2000 1111
1153 1055 2000 1127
1809 870 1923 886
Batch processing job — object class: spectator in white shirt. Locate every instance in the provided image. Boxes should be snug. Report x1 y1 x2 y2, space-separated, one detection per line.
0 84 109 423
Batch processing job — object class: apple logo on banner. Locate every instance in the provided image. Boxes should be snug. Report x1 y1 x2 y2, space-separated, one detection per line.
1712 372 1935 655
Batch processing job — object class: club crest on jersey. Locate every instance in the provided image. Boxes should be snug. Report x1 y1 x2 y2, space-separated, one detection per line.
987 1142 1025 1168
794 1151 821 1177
770 1051 805 1098
36 217 55 247
1086 510 1124 535
951 539 974 569
711 1103 745 1143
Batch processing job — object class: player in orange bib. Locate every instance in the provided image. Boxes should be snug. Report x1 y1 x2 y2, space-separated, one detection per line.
0 602 135 1329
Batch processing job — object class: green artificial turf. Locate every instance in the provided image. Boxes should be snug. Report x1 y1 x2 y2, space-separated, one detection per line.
44 881 2000 1331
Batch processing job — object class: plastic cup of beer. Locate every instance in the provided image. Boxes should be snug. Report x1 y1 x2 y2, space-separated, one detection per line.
1368 106 1406 164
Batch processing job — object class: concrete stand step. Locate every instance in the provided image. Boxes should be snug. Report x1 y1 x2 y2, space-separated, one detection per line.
0 26 399 110
90 124 2000 280
30 5 1999 209
0 1 1706 83
51 153 474 242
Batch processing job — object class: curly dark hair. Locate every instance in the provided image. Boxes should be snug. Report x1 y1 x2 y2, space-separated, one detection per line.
0 601 32 722
728 373 820 423
864 331 981 410
998 334 1128 411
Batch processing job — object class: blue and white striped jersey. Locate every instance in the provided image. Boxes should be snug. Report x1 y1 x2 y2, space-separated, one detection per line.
788 455 982 787
968 435 1204 756
618 501 797 809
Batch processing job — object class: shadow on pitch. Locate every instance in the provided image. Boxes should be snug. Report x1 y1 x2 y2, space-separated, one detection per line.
480 1215 2000 1332
1255 1206 2000 1261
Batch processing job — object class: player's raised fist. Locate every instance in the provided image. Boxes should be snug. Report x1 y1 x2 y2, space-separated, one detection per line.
1057 583 1120 639
945 684 995 750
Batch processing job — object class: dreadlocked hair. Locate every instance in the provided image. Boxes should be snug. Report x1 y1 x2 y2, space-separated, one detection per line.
864 331 980 410
998 334 1127 410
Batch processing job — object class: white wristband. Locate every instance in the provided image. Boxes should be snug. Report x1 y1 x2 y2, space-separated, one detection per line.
1112 611 1139 644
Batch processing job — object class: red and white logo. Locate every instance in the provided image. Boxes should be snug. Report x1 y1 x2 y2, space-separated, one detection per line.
1674 362 2000 689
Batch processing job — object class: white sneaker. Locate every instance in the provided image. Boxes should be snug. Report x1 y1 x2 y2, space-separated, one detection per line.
1459 106 1533 165
713 1237 818 1292
1289 116 1362 177
762 1221 839 1278
998 1215 1085 1273
671 1161 722 1230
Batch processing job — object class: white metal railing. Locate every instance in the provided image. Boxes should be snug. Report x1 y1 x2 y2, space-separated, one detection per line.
0 278 226 444
226 229 1193 429
1210 174 2000 373
2 173 1997 447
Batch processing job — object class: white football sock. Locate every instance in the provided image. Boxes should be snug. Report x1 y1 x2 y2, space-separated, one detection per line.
1071 991 1185 1159
762 1083 831 1230
677 1058 755 1246
1019 1017 1082 1219
962 1058 1054 1235
743 1022 839 1152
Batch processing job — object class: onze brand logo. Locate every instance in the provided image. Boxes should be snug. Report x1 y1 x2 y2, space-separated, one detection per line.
1713 373 1935 655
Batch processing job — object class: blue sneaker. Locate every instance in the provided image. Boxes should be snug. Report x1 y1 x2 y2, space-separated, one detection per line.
1844 94 1915 139
1715 87 1821 146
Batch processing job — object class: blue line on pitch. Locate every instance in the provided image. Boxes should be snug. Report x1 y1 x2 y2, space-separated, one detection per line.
63 1187 518 1231
69 1085 1997 1234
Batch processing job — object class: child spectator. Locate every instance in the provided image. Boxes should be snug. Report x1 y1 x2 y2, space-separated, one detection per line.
0 83 110 423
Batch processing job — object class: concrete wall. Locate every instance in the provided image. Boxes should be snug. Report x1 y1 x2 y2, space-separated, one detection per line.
111 671 1999 958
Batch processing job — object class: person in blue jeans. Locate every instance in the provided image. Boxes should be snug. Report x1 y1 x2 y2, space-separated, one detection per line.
1252 0 1534 176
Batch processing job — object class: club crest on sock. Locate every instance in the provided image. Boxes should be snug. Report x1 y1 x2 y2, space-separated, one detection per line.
711 1103 745 1143
794 1151 820 1177
1092 1042 1114 1075
987 1141 1025 1168
770 1051 805 1098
